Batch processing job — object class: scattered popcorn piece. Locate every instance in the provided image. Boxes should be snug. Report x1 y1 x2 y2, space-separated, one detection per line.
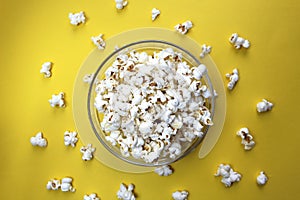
151 8 160 21
257 171 268 185
256 99 273 113
117 183 136 200
80 144 95 161
175 21 193 34
91 34 106 50
83 73 95 84
30 132 47 147
49 92 65 108
172 190 189 200
84 193 100 200
229 33 250 49
215 164 242 187
236 127 255 150
154 165 173 176
46 179 60 191
40 62 52 78
115 0 128 10
200 44 212 58
225 68 239 90
69 11 86 25
60 177 76 192
64 131 79 147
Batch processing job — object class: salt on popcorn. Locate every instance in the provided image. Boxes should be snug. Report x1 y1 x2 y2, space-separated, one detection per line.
91 34 106 50
256 99 273 113
30 132 47 147
84 193 100 200
200 44 212 58
236 127 255 150
40 62 52 78
172 190 189 200
225 68 239 90
229 33 250 49
64 131 79 147
151 8 160 21
80 144 95 161
257 171 268 185
175 21 193 34
154 165 173 176
46 177 75 192
117 183 136 200
215 164 242 187
69 11 86 25
115 0 128 10
49 92 65 108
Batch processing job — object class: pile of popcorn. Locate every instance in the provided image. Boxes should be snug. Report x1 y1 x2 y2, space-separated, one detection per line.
94 48 214 163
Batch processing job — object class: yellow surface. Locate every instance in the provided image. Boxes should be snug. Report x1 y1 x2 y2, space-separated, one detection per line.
0 0 299 199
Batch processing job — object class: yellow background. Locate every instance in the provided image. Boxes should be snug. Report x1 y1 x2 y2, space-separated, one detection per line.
1 0 299 199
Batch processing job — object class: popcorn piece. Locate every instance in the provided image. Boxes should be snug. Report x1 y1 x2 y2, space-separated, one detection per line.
64 131 79 147
200 44 212 58
256 99 273 113
175 21 193 34
172 190 189 200
215 164 242 187
46 179 60 190
91 34 106 50
236 127 255 150
60 177 76 192
192 64 207 80
154 165 173 176
80 144 95 161
115 0 128 10
229 33 250 49
151 8 160 21
30 132 47 147
257 171 268 185
49 92 65 108
117 183 136 200
225 68 239 90
40 62 52 78
69 11 86 25
84 193 100 200
83 73 95 84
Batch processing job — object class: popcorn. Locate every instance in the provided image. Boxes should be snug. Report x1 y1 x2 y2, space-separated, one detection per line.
229 33 250 49
64 131 79 147
117 183 136 200
151 8 160 21
84 193 100 200
175 21 193 34
115 0 128 10
80 144 95 161
46 179 60 190
154 165 173 176
192 64 207 80
49 92 65 108
200 44 212 58
46 177 75 192
91 34 106 50
40 62 52 78
236 127 255 150
30 132 47 147
172 190 189 200
69 11 86 25
83 73 95 84
256 99 273 113
215 164 242 187
225 68 239 90
257 171 268 185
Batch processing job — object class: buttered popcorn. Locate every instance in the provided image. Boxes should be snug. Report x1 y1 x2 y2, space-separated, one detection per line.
94 48 213 163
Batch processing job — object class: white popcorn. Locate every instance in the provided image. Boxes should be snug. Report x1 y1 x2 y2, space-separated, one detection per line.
61 177 76 192
200 44 212 58
229 33 250 49
84 193 100 200
154 165 173 176
49 92 65 108
40 62 52 78
115 0 128 10
69 11 86 25
64 131 78 147
257 171 268 185
175 21 193 34
46 179 60 191
91 34 106 50
215 164 242 187
192 64 207 80
117 183 136 200
151 8 160 21
30 132 47 147
80 144 95 161
236 127 255 150
169 143 182 159
225 68 239 90
172 190 189 200
256 99 273 113
83 73 95 84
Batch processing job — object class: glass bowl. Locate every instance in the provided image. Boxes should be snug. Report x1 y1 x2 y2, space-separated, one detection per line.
87 40 215 167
